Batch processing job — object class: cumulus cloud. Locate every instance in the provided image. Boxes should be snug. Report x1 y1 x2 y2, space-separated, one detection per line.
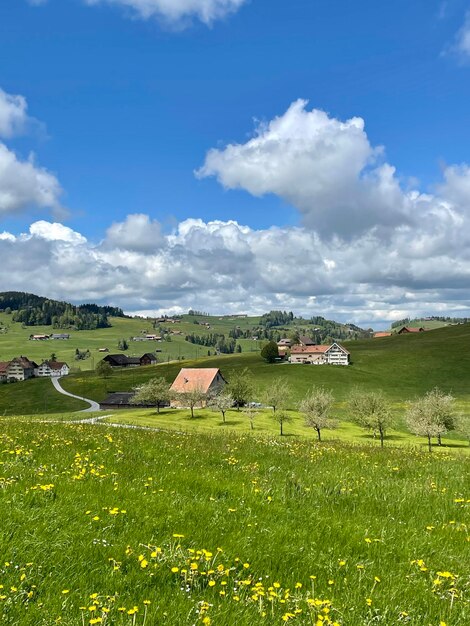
84 0 247 25
2 183 470 327
0 87 64 219
105 213 164 252
0 143 64 217
197 100 421 239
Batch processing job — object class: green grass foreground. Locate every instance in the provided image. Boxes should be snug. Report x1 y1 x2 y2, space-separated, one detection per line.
0 421 469 625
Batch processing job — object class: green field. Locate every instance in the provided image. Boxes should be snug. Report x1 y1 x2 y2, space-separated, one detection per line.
57 322 470 405
0 420 468 625
0 312 263 372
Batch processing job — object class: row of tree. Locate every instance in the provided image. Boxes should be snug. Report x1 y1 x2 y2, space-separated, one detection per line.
185 333 241 354
121 368 468 450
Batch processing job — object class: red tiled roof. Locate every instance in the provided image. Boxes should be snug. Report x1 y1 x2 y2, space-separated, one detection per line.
0 361 9 374
291 345 330 354
170 368 223 394
374 332 392 338
399 327 425 333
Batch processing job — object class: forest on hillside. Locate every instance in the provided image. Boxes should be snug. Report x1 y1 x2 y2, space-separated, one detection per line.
0 292 124 330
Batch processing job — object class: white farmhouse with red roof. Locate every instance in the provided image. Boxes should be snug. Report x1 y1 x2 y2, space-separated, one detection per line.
290 342 350 365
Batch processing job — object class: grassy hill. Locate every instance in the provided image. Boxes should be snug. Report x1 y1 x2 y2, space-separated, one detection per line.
2 319 470 419
0 308 369 372
58 322 470 405
0 419 468 625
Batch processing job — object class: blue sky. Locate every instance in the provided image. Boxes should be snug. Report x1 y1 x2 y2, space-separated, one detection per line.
1 0 470 326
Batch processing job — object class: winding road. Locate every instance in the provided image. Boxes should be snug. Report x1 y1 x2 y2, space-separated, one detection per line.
51 377 101 413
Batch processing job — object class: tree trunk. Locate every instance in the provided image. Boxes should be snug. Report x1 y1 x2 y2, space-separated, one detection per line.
437 433 442 446
316 428 321 442
280 421 283 436
156 403 160 414
190 405 194 419
380 429 384 448
427 434 432 453
222 411 226 424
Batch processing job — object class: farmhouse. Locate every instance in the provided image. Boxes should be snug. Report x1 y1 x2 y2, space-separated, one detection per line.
30 334 50 341
397 326 425 334
102 353 157 368
290 342 350 365
51 333 70 340
37 361 70 377
1 357 38 381
373 332 392 338
170 368 227 407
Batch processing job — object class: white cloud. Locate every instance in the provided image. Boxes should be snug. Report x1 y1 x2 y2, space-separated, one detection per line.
453 11 470 59
197 100 415 239
0 88 29 139
0 143 64 217
84 0 247 25
1 185 470 327
105 213 164 252
0 86 64 219
29 220 87 244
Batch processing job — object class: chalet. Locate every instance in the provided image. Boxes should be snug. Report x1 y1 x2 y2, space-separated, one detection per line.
373 332 392 338
140 353 157 366
37 361 70 377
397 326 425 334
51 333 70 340
277 338 293 348
290 342 350 365
3 357 38 381
102 353 157 368
170 368 227 407
30 334 50 341
99 391 170 410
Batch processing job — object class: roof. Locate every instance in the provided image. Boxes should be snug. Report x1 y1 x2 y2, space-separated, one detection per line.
104 354 130 365
100 392 135 406
170 368 225 394
291 342 350 355
291 345 330 355
398 326 425 333
141 353 157 360
299 335 316 346
41 361 68 370
0 362 9 374
10 356 37 369
373 332 392 338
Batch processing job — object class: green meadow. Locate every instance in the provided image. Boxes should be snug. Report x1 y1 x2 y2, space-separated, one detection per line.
0 420 468 626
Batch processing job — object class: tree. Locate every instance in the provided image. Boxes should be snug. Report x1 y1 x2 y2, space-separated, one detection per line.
118 338 129 351
260 341 279 363
50 352 57 362
131 377 170 413
230 368 254 411
263 377 292 413
348 390 393 447
177 385 206 419
244 406 258 430
208 390 234 424
273 410 291 436
406 388 456 452
300 387 336 442
95 360 113 378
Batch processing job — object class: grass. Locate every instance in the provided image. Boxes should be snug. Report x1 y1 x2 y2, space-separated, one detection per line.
0 377 86 415
0 419 469 625
58 323 470 405
0 312 262 372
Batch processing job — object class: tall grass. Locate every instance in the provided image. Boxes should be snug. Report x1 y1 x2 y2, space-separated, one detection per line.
0 420 468 625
